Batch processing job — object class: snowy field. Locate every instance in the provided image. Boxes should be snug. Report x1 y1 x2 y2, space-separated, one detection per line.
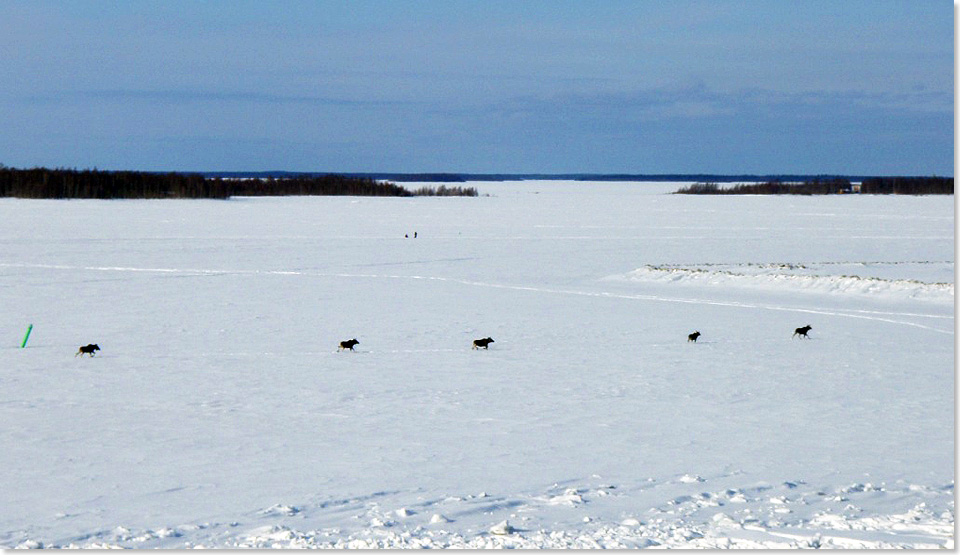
0 181 954 549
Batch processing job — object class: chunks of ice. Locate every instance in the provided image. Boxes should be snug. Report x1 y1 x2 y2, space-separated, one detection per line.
489 520 515 535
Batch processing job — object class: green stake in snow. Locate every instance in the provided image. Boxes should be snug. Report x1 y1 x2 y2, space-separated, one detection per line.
21 324 33 348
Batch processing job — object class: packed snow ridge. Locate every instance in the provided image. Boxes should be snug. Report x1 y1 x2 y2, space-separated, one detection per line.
620 261 953 303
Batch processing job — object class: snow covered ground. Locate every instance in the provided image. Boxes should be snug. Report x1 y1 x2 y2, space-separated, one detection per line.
0 181 953 548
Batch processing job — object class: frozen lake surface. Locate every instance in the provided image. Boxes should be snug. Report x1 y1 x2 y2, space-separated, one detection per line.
0 181 953 548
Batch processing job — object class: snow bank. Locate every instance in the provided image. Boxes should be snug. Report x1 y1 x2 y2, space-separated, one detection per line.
25 479 954 549
619 262 954 304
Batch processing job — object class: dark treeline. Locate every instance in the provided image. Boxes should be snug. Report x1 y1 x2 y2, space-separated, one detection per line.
203 171 469 182
203 172 882 183
859 176 954 194
0 167 221 199
230 175 413 197
410 184 478 196
0 167 477 199
676 179 852 195
675 177 953 195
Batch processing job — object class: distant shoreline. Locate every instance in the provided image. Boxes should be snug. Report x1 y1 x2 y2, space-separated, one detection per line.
0 165 952 198
674 178 953 195
196 171 952 183
0 166 478 199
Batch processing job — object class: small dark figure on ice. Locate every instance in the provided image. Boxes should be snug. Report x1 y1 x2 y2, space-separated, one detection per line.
76 344 100 357
472 337 494 349
338 338 360 351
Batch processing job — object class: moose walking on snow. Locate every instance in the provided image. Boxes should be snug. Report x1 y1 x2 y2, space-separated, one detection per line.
472 337 494 350
338 338 360 351
76 343 100 357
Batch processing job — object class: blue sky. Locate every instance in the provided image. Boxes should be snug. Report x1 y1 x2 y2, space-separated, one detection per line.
0 1 953 174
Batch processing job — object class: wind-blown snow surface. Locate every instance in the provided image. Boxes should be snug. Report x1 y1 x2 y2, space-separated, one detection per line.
0 181 953 548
